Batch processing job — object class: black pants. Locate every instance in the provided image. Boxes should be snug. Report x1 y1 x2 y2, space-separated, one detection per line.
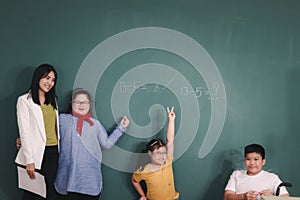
23 145 59 200
66 192 101 200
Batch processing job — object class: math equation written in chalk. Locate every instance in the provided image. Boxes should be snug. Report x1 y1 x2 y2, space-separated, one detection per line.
118 80 225 100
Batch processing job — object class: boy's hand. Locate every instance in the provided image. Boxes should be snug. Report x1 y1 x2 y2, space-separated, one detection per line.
245 191 259 200
167 106 175 121
260 189 273 196
139 196 147 200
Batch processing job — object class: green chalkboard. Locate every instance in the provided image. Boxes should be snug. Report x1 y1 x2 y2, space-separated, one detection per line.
1 0 300 199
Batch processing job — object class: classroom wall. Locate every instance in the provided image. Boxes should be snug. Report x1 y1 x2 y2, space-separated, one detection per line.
1 0 299 199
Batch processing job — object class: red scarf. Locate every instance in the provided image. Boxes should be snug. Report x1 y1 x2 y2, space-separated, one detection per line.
71 111 94 136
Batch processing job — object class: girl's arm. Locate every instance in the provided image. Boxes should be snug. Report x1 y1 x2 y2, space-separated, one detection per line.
166 107 175 157
131 176 147 200
98 116 130 149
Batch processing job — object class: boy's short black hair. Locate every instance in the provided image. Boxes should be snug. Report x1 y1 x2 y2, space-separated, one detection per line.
244 144 265 159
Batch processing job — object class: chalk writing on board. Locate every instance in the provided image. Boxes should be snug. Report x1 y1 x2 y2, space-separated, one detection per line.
119 80 225 100
74 27 227 172
180 82 225 100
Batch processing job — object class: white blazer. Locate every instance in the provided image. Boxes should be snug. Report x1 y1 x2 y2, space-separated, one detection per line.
15 92 60 170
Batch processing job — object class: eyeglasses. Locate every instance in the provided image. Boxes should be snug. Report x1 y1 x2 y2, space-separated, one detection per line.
72 101 90 106
152 151 167 156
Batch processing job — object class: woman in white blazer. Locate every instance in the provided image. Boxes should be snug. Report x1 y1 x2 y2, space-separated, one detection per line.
15 64 60 200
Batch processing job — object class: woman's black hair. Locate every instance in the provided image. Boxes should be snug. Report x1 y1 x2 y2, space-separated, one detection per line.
146 138 166 152
29 64 57 109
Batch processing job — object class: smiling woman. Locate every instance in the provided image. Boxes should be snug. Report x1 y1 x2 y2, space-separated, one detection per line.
38 71 56 96
15 64 60 200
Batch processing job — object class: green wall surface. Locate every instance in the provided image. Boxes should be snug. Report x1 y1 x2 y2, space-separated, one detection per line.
1 0 299 199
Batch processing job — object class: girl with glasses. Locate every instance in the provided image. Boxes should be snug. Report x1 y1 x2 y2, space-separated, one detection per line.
131 107 180 200
54 88 129 200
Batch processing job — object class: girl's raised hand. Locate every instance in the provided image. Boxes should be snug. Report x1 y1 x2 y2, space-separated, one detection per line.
167 106 175 121
121 116 130 128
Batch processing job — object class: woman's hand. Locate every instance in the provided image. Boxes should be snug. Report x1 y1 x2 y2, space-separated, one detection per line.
16 137 21 149
26 163 36 179
16 138 36 179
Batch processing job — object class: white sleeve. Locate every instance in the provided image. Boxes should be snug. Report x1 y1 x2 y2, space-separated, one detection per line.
272 174 289 196
225 170 238 192
16 96 34 164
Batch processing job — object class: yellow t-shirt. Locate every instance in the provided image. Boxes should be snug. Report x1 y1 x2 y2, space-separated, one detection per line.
132 155 179 200
41 104 58 146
